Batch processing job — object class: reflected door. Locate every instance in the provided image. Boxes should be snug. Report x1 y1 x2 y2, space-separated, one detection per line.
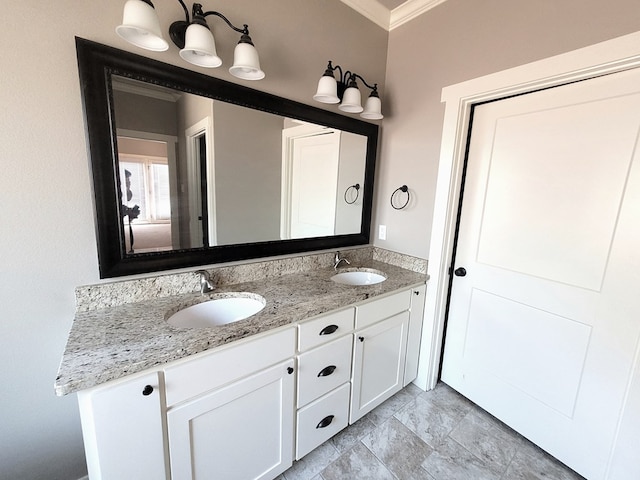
288 132 341 238
442 68 640 479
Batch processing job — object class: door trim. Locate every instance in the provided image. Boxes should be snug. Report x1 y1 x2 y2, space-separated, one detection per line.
417 31 640 392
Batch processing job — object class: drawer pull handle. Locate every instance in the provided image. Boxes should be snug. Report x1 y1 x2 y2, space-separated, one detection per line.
316 415 335 429
319 324 339 336
142 385 154 396
317 365 337 377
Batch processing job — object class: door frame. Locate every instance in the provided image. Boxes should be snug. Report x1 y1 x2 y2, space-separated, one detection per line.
417 31 640 392
185 117 216 247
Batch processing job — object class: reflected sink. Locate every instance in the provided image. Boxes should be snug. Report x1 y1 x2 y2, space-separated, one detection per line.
331 268 387 286
167 293 266 329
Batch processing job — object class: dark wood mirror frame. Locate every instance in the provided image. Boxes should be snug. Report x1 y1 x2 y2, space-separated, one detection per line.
76 37 378 278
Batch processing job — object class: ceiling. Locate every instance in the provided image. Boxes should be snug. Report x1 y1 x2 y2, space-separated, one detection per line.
340 0 448 31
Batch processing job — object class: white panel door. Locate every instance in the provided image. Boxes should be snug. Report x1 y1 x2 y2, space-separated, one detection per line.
290 132 340 238
442 68 640 479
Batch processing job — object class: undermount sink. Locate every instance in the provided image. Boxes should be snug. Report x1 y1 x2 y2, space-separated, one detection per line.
167 293 266 329
331 268 387 286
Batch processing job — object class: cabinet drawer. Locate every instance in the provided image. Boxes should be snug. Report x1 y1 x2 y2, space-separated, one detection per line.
164 327 295 407
298 308 354 352
355 289 411 329
297 335 352 408
296 383 350 460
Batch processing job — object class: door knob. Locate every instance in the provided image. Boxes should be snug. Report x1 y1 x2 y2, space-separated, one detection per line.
454 267 467 277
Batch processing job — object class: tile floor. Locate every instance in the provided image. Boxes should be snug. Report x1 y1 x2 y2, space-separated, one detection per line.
279 382 585 480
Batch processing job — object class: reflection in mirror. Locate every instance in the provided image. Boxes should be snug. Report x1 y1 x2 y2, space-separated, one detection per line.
76 38 377 278
111 76 366 254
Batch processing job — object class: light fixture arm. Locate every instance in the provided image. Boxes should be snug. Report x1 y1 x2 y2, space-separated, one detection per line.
324 61 345 84
324 62 378 96
348 73 378 93
176 0 190 23
201 9 250 35
169 1 252 49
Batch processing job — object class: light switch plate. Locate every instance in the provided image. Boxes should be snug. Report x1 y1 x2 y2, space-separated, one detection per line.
378 225 387 240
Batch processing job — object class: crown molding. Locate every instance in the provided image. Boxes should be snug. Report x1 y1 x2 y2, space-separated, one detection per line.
390 0 448 30
339 0 391 30
340 0 447 31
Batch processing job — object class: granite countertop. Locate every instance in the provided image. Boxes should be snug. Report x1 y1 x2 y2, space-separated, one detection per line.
55 260 426 396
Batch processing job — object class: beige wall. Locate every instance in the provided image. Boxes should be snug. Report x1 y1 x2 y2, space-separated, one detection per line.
0 1 386 479
375 0 640 258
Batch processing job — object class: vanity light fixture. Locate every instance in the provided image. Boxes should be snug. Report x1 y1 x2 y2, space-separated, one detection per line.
116 0 264 80
313 61 383 120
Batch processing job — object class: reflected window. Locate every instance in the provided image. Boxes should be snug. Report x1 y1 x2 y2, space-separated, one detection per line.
119 157 170 222
117 137 173 253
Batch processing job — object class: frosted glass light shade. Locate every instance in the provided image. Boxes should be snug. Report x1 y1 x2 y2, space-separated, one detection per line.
116 0 168 52
339 86 363 113
361 94 383 119
229 42 265 80
313 75 340 104
179 23 222 68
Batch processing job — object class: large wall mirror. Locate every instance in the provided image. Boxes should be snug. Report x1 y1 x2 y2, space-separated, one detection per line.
76 38 378 278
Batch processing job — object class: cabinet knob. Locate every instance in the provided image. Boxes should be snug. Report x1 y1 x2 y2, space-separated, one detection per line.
316 415 335 429
319 324 339 336
358 336 364 342
142 385 154 396
317 365 337 377
414 290 420 295
287 367 294 375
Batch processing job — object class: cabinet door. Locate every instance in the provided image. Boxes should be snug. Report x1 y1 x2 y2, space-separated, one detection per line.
167 359 295 480
405 284 426 386
77 372 168 480
350 312 410 423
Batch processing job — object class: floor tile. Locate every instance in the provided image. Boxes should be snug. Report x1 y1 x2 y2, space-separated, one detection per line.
422 437 503 480
419 382 474 421
449 410 518 469
331 416 377 453
364 387 416 426
283 441 339 480
283 383 583 480
362 417 433 479
394 395 461 447
321 442 395 480
504 443 586 480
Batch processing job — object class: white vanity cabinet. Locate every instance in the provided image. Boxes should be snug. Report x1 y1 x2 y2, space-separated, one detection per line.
164 327 296 480
350 290 412 423
77 371 169 480
75 282 428 479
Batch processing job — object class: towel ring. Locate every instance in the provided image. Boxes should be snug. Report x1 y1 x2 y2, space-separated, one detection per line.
344 183 360 204
391 185 410 210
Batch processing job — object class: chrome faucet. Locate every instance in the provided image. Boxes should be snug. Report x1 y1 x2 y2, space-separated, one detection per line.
333 251 351 270
195 270 215 294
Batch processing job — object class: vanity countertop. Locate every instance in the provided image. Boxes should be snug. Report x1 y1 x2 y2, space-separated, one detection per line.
55 260 426 396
